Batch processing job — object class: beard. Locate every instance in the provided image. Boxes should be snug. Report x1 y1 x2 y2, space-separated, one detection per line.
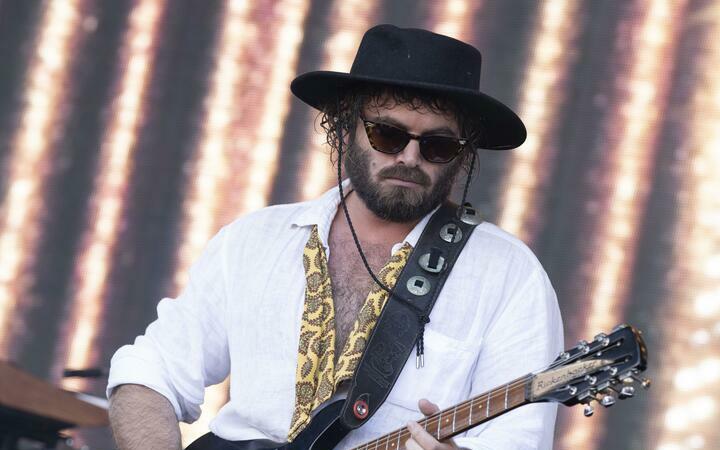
344 142 463 223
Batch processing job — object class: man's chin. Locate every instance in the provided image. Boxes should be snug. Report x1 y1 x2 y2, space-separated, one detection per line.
368 191 428 222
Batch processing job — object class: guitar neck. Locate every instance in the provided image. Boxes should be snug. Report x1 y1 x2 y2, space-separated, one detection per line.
351 374 532 450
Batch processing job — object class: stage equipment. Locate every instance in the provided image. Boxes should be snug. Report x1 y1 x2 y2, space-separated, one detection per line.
0 361 108 450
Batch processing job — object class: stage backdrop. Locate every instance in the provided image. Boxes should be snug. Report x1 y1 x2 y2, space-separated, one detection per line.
1 0 719 449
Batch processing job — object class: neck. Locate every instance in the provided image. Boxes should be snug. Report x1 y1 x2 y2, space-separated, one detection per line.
340 191 419 244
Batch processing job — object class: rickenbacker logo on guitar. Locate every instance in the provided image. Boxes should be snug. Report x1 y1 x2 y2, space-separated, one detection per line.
531 359 611 397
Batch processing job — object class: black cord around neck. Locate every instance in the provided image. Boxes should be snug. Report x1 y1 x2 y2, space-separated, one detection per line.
336 135 426 317
333 104 477 366
335 117 432 369
458 150 476 212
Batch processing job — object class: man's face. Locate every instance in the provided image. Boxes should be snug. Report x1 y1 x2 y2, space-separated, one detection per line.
344 96 465 223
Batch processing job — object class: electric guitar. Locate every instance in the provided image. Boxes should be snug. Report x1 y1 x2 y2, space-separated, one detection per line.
187 324 649 450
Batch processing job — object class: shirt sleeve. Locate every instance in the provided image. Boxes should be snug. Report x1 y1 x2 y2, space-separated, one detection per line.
106 226 231 423
453 268 564 450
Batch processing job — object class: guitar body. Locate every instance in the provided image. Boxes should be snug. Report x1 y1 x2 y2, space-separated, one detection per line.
185 400 348 450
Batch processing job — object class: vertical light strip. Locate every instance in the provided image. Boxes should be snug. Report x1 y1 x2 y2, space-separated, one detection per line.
173 0 254 445
299 0 380 201
234 0 311 215
59 0 166 391
429 0 483 40
654 7 720 450
0 0 85 355
559 1 686 449
496 0 580 243
572 0 685 347
171 0 254 295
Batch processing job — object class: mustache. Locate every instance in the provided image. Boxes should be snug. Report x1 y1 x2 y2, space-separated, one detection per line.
377 165 431 186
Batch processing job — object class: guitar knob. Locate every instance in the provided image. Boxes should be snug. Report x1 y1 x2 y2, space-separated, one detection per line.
630 375 652 389
600 395 616 407
641 378 652 389
619 386 635 399
593 333 610 346
577 340 590 354
583 404 595 417
584 375 597 385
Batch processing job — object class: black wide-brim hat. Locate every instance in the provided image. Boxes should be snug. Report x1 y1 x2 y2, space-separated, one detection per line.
291 24 526 150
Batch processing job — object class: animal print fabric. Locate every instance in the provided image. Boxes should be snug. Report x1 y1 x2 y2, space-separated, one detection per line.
288 225 412 441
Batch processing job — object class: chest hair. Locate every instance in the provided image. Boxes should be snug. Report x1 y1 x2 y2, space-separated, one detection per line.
328 237 392 362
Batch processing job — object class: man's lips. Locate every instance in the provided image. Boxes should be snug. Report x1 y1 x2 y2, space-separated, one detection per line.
383 177 424 187
378 166 431 187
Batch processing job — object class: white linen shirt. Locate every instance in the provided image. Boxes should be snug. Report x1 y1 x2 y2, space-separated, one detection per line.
107 184 564 450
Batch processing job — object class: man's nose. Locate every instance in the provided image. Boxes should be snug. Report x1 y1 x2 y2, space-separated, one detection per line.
393 138 422 166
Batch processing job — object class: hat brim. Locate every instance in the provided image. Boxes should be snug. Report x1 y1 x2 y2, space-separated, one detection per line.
291 71 526 150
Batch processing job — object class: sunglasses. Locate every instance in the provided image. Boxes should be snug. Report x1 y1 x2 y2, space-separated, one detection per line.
361 118 467 164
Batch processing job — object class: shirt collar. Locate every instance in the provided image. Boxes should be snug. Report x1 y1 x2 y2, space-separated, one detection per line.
291 179 440 255
291 179 351 246
395 205 438 251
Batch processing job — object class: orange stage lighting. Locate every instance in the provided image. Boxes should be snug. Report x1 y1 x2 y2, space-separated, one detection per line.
0 0 86 357
429 0 483 41
653 6 720 449
497 0 581 244
559 2 687 449
172 0 255 296
58 0 167 393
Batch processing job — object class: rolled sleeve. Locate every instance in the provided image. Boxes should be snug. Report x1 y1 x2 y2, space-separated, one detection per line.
454 268 564 450
106 226 231 423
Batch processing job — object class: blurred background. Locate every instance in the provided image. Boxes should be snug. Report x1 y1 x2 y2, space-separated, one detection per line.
0 0 719 448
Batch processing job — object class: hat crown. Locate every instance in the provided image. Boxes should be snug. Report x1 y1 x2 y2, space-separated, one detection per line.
350 25 483 91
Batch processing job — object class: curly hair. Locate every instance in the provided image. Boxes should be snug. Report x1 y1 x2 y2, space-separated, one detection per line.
317 84 484 173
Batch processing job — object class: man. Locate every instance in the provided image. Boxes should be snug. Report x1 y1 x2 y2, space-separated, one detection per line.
107 25 563 450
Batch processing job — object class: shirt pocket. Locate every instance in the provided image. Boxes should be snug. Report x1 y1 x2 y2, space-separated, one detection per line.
385 328 482 412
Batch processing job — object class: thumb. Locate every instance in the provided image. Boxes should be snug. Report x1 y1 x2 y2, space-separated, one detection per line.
418 398 440 416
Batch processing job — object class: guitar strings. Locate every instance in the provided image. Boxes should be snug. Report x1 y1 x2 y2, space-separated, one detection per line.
350 373 535 450
353 387 521 450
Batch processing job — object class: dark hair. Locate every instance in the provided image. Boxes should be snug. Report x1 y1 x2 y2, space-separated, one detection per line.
318 84 483 172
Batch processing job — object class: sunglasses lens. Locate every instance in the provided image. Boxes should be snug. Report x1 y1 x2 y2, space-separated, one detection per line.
420 136 462 163
366 122 409 154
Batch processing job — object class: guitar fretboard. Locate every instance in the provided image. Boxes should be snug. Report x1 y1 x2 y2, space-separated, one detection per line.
351 374 531 450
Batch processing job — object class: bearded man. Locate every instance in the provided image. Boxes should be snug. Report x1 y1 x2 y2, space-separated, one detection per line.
107 25 563 450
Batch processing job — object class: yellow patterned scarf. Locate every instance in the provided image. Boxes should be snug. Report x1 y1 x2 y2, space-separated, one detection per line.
288 225 412 441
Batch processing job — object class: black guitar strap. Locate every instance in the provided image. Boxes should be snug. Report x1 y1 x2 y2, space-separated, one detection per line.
339 201 481 429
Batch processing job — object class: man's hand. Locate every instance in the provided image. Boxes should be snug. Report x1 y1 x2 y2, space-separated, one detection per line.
405 399 463 450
